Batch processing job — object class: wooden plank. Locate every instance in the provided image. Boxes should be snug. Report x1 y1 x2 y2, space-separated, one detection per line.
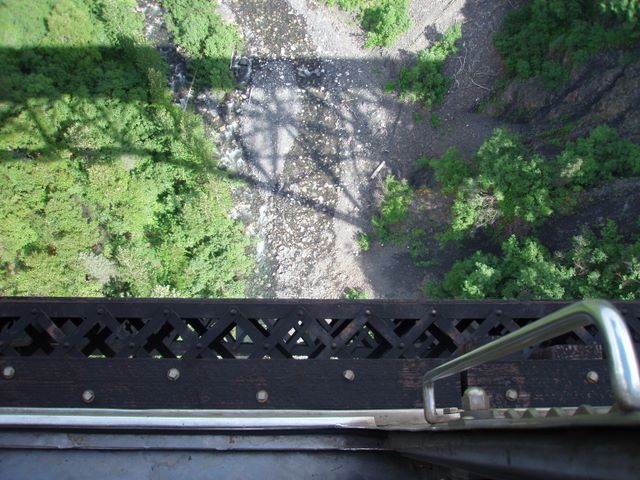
467 360 612 408
0 359 460 410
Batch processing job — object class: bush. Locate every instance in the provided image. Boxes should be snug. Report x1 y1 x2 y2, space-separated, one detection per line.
161 0 242 91
431 127 640 239
362 0 411 48
426 235 574 299
343 287 368 299
357 232 372 251
372 175 414 241
387 23 462 108
432 129 553 238
554 125 640 188
0 0 252 297
427 221 640 300
566 220 640 299
494 0 639 86
327 0 411 48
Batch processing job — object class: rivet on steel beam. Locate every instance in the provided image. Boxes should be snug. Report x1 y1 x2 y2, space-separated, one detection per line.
167 368 181 381
586 370 599 384
496 309 503 316
342 369 355 381
196 343 203 349
63 341 70 349
331 342 338 349
297 309 304 317
31 309 37 315
263 342 270 350
256 389 269 403
431 309 437 316
97 308 104 315
82 390 95 403
2 366 15 380
399 342 405 349
129 342 135 349
364 309 371 316
230 308 237 315
505 388 518 402
163 309 169 316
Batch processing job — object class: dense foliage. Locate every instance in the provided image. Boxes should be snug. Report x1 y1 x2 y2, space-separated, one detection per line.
427 221 640 300
386 23 462 108
371 175 414 241
430 126 640 239
161 0 242 91
494 0 640 85
0 0 251 297
327 0 410 47
422 126 640 299
426 235 573 300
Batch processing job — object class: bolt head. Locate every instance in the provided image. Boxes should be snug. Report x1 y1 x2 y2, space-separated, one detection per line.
256 389 269 403
505 388 518 402
586 370 599 384
2 366 15 379
167 368 180 381
342 369 355 381
462 387 490 411
82 390 95 403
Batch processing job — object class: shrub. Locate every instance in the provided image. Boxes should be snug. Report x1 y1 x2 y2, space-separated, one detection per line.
161 0 242 91
553 125 640 188
362 0 411 48
432 129 553 238
430 111 441 128
327 0 411 48
426 235 574 299
494 0 639 86
357 232 372 251
372 175 414 241
431 126 640 239
566 220 640 299
344 287 368 299
387 23 462 108
428 221 640 300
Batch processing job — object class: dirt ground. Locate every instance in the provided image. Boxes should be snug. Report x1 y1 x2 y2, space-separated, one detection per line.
210 0 517 299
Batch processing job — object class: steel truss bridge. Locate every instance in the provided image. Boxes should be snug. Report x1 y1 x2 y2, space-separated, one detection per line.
1 297 639 479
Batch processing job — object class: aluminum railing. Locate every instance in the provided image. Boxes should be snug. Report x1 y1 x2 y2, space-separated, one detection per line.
422 300 640 423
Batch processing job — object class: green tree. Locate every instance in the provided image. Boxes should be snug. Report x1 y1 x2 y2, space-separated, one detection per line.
427 236 573 299
0 0 252 297
494 0 639 86
161 0 242 91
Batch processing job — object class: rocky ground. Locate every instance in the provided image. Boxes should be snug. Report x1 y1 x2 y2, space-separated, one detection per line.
140 0 639 300
214 0 514 299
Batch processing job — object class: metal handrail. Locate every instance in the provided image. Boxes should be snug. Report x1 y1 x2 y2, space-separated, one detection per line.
422 300 640 423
